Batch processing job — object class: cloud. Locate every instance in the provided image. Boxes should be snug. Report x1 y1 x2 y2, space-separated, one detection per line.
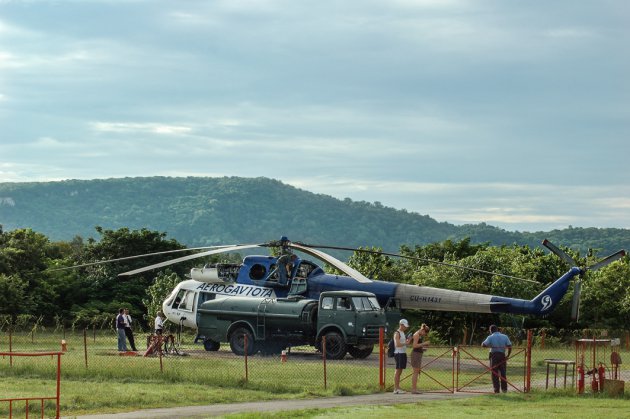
0 1 628 233
91 122 193 135
286 177 630 231
545 28 596 39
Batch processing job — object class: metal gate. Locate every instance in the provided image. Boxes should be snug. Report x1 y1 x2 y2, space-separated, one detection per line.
379 330 533 394
0 351 63 418
455 346 527 393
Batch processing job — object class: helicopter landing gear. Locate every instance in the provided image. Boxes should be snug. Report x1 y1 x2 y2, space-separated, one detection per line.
258 342 285 356
203 338 221 351
347 344 374 359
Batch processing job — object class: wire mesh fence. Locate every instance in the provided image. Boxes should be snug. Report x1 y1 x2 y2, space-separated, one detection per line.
2 326 629 415
0 328 385 392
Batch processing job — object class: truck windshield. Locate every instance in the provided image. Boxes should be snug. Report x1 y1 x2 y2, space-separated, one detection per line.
352 296 381 311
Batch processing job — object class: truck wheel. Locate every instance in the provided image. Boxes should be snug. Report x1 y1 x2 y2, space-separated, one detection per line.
347 345 374 359
203 338 220 352
323 331 346 360
229 327 256 356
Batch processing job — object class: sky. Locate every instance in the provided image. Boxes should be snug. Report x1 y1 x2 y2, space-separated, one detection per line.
1 0 629 232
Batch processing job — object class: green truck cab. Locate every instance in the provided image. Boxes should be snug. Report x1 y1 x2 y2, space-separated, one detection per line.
197 290 386 359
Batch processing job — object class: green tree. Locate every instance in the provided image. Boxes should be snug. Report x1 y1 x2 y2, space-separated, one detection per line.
0 274 32 318
347 247 405 282
0 228 57 318
73 227 189 325
142 272 181 325
580 259 630 327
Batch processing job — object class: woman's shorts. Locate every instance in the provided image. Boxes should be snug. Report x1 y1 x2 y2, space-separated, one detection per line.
411 350 423 369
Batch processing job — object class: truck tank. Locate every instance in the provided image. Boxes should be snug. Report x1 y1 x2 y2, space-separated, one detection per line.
197 296 318 335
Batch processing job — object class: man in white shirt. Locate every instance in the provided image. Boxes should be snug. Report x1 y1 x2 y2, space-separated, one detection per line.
393 318 410 394
155 311 164 335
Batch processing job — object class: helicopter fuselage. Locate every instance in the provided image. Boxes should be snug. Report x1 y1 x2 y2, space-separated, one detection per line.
161 255 581 330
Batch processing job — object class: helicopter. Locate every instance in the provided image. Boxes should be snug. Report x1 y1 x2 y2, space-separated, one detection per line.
114 237 625 350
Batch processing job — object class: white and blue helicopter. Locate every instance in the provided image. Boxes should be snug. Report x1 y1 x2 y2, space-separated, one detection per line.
116 237 625 350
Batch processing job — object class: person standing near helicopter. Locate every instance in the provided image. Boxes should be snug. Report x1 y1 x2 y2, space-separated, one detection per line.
482 325 512 393
393 318 411 394
154 311 165 335
410 323 430 394
123 308 138 351
115 308 127 352
276 236 293 286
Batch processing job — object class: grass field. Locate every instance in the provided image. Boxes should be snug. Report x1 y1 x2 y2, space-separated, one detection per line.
1 331 629 417
223 392 630 419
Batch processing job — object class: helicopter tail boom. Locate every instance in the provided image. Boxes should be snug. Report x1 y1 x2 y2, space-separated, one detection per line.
394 266 582 316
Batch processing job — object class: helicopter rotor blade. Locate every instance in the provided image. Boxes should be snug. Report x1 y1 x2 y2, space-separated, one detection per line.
587 249 626 271
118 244 263 277
290 243 372 283
47 245 236 272
296 243 538 284
543 243 626 322
542 239 578 267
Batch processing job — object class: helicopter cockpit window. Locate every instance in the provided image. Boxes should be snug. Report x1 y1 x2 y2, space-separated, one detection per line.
249 264 267 281
296 260 317 278
352 296 381 311
177 290 195 312
172 289 186 309
321 296 334 310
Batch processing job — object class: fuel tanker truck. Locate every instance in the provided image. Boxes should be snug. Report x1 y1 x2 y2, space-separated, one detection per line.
197 290 387 359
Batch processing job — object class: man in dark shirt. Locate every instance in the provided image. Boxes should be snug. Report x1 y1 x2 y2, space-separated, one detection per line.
116 308 128 352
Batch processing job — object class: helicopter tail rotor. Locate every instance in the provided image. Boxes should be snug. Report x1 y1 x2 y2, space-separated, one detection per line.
542 239 578 267
543 239 626 322
586 249 626 271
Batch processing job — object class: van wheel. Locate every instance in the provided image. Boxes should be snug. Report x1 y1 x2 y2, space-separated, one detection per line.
203 339 220 351
347 345 374 359
229 327 255 356
323 331 346 360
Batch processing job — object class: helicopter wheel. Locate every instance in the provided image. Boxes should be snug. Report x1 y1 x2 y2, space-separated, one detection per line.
347 344 374 359
229 327 256 356
203 338 220 352
323 331 347 360
259 342 285 356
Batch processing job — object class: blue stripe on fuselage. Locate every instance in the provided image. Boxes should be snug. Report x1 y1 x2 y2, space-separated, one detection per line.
304 273 398 306
489 267 581 315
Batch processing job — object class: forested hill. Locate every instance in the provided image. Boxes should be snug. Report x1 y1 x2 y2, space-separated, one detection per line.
1 176 629 255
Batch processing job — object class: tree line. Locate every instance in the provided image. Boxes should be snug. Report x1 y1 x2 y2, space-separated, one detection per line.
1 225 628 343
2 176 630 256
